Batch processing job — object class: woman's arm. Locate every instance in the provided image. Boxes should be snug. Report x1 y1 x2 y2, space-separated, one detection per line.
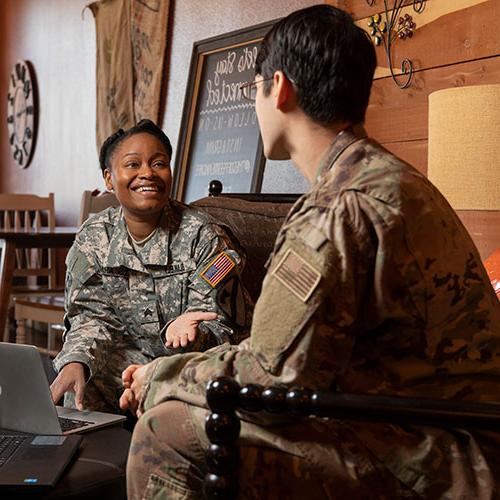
161 222 252 355
53 243 124 378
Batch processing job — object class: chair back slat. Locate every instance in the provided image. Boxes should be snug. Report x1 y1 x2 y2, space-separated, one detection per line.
4 211 10 229
34 210 41 230
0 193 56 288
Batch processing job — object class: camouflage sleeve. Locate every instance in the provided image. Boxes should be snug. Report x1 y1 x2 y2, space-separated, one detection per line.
53 242 125 378
143 192 373 414
161 222 252 356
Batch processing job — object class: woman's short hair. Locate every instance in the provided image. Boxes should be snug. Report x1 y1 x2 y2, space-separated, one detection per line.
99 119 173 173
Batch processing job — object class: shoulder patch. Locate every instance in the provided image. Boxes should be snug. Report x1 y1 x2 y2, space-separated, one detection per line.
272 248 321 302
200 251 236 288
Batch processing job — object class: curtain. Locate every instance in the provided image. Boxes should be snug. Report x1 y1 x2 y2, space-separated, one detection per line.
89 0 170 150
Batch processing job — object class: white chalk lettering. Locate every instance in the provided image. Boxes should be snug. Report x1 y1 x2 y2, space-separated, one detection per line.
205 78 247 108
237 46 258 73
205 137 243 155
195 160 251 176
214 51 236 86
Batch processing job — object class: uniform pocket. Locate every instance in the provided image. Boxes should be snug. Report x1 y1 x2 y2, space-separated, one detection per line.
155 270 193 320
143 472 199 500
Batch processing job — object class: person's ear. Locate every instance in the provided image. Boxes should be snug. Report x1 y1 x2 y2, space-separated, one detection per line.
274 71 295 110
103 168 114 191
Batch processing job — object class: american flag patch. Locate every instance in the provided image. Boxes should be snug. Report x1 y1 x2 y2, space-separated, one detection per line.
272 249 321 302
201 252 236 287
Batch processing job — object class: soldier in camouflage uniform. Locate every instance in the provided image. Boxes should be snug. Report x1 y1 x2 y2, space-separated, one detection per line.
51 119 251 413
122 6 500 499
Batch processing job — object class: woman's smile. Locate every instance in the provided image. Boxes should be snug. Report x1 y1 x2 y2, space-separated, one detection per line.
104 132 172 220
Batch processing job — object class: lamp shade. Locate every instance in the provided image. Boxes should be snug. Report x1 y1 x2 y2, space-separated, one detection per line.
427 84 500 210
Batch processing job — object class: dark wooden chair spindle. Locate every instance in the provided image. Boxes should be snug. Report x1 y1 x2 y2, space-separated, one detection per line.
203 376 500 499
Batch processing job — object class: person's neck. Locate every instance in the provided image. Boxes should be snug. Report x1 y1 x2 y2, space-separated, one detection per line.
288 117 350 184
124 212 161 241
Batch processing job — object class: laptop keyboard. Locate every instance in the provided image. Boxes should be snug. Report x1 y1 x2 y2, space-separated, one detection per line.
58 417 94 432
0 435 27 468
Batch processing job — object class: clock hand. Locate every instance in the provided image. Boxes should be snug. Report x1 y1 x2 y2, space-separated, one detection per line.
16 107 27 118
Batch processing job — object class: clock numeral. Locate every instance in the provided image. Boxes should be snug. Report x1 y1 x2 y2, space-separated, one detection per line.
23 81 31 97
7 114 14 124
7 93 14 105
25 127 32 140
15 63 26 82
23 142 29 156
14 145 24 165
9 133 15 145
26 106 33 115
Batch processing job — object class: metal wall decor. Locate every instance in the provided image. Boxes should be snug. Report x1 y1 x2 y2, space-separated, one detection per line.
366 0 426 89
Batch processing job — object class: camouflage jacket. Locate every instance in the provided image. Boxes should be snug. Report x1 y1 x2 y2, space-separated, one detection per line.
140 128 500 496
53 201 252 379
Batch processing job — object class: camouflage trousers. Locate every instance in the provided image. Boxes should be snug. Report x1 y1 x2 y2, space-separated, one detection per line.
126 401 420 500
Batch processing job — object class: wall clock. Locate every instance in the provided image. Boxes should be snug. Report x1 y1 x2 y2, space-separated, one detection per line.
7 60 37 168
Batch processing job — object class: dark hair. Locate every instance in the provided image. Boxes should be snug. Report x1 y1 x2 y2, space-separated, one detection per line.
99 119 173 173
255 5 376 126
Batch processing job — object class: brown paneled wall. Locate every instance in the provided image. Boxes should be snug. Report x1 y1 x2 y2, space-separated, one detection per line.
328 0 500 258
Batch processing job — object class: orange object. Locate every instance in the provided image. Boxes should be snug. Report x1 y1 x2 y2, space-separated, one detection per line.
484 248 500 300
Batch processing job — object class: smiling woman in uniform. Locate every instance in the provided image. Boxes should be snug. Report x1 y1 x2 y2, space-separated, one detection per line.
50 119 251 413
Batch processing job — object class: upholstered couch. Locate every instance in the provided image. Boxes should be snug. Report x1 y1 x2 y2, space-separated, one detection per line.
192 193 295 302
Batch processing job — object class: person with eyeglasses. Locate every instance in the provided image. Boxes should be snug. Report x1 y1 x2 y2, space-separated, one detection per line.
122 5 500 499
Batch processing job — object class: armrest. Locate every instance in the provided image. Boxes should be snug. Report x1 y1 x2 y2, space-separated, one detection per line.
202 376 500 499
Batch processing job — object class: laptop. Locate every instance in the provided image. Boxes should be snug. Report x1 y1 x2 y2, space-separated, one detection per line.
0 342 126 489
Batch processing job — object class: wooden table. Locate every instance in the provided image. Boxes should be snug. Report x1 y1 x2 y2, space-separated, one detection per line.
0 227 77 341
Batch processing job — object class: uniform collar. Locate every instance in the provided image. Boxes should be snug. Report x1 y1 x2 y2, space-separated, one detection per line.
315 124 367 183
105 203 178 271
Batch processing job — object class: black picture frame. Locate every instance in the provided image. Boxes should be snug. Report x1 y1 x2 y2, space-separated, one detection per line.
173 20 276 202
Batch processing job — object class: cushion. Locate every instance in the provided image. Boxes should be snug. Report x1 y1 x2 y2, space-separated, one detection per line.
191 196 294 301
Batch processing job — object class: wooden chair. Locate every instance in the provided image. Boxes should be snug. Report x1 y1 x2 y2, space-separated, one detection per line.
78 189 119 226
12 190 119 354
14 295 65 357
0 193 58 291
0 193 63 342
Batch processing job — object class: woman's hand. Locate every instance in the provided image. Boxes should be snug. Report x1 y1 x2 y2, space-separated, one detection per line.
119 363 151 417
50 362 86 410
165 311 218 348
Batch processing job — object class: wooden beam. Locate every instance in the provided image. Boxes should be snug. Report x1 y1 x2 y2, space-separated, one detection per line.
365 54 500 144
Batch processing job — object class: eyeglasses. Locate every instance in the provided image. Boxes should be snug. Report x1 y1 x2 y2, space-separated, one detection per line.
239 78 274 102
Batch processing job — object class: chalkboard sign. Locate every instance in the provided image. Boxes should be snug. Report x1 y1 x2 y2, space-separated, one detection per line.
173 20 276 202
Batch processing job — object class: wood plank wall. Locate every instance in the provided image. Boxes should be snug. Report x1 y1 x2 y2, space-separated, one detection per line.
327 0 500 259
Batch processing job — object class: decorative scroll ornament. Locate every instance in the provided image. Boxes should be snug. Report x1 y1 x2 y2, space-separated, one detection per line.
366 0 426 89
